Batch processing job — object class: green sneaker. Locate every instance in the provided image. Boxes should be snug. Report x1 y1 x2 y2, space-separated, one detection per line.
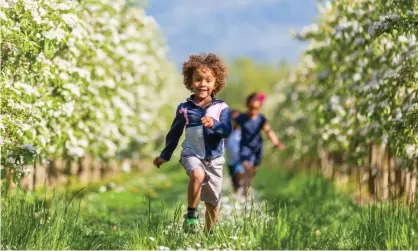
183 211 199 233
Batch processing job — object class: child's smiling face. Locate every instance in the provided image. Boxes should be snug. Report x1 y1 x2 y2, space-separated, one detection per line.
191 66 216 100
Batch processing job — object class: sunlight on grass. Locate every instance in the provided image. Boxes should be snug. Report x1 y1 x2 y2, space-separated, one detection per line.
2 164 417 250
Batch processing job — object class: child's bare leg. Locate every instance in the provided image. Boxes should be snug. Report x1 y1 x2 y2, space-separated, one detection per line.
252 165 258 177
188 168 205 208
237 172 244 186
232 174 238 193
233 172 244 193
204 202 220 232
242 161 253 196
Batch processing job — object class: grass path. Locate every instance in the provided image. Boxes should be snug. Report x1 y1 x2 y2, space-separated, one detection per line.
2 162 418 250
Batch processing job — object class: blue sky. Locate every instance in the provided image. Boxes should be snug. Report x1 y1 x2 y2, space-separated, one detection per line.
145 0 318 65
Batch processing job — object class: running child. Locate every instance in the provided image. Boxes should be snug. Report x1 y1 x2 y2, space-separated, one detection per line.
153 53 232 233
225 109 244 193
234 92 285 197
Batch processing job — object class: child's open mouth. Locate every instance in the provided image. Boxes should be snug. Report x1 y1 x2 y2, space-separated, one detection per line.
196 88 209 94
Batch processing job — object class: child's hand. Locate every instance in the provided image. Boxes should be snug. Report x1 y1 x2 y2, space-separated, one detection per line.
275 142 286 151
201 116 214 128
153 157 168 168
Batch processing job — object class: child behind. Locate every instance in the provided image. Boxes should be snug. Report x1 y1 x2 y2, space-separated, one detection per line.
234 92 285 197
225 109 244 193
153 53 232 234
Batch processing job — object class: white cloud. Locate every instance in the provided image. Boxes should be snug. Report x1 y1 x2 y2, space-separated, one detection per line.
147 0 317 64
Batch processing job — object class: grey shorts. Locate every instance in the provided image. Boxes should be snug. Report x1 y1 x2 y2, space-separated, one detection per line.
180 155 225 206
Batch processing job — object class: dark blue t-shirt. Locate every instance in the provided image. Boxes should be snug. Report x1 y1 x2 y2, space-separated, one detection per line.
235 113 267 150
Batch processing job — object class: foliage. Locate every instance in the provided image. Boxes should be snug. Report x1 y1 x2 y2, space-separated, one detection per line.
270 0 418 168
0 0 183 175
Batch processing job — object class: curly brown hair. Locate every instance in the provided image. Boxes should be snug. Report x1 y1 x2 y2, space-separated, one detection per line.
182 53 228 96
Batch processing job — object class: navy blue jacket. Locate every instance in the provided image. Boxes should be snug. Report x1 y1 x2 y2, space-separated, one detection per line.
160 96 232 160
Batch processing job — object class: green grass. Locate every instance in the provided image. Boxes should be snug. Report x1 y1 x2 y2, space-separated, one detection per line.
1 162 417 250
254 168 418 249
1 189 83 249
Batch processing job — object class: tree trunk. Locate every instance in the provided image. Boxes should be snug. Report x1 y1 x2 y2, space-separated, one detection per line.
388 150 397 199
91 157 102 181
405 169 411 204
380 146 389 201
408 169 417 206
395 167 404 197
368 143 376 198
58 159 68 185
78 155 92 184
5 168 16 195
20 168 32 191
320 150 333 179
102 159 120 180
48 159 59 187
406 160 417 206
32 161 37 191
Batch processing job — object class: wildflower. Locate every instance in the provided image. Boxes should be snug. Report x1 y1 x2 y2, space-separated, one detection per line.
99 186 107 193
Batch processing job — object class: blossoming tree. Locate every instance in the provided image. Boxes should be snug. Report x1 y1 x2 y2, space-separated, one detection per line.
269 0 418 203
1 0 183 186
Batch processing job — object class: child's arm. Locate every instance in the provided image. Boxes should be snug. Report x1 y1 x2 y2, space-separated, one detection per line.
201 106 232 138
263 122 285 150
154 106 186 167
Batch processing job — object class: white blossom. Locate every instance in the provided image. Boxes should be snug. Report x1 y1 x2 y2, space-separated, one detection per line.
44 28 67 41
405 145 418 159
61 13 78 28
68 146 84 157
21 144 36 154
0 10 7 21
7 157 16 165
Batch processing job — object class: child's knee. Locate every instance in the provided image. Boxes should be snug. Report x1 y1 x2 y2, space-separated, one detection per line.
242 161 252 170
189 168 205 182
205 202 219 212
244 165 253 174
